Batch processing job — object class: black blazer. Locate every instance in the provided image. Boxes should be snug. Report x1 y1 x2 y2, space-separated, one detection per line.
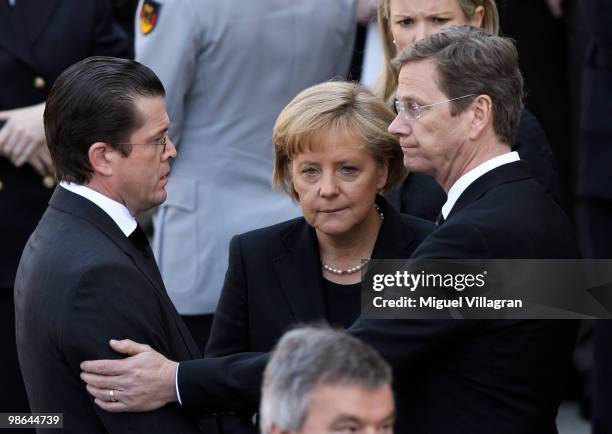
0 0 131 288
14 187 206 433
202 197 432 432
205 196 434 357
177 162 580 434
353 160 581 434
387 109 560 221
179 198 432 410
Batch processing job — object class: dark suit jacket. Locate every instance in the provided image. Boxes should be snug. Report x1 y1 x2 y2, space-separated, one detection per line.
177 162 579 434
14 187 205 433
387 109 560 220
200 197 433 429
0 0 131 289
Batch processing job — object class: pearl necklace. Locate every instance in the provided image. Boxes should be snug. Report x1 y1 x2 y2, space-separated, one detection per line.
321 204 384 276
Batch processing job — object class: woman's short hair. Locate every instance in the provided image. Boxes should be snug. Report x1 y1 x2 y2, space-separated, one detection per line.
376 0 500 103
272 81 405 201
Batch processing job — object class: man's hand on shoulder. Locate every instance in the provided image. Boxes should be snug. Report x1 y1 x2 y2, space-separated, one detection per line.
80 339 178 412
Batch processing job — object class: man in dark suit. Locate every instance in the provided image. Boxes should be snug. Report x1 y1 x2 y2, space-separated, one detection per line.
0 0 131 419
14 56 207 433
80 28 580 434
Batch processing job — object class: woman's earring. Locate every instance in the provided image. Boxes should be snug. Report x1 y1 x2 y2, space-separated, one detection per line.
393 39 397 45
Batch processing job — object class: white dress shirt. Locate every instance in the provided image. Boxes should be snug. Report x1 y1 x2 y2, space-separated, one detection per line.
441 151 520 219
59 181 137 236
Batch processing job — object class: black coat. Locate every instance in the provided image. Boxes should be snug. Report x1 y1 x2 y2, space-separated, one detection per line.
14 187 205 433
387 109 560 221
178 162 580 434
0 0 131 288
206 196 434 357
200 197 433 431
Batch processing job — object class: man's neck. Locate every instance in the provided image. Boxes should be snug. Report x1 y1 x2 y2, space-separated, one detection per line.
86 178 134 216
438 140 510 193
59 181 137 236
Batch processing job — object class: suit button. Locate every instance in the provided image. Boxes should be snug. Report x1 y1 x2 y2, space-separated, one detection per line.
33 76 46 89
42 176 55 188
0 180 4 190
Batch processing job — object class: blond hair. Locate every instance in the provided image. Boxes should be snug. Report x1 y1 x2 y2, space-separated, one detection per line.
376 0 500 102
272 81 405 201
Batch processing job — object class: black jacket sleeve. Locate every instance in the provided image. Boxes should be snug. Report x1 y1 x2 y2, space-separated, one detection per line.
62 264 203 433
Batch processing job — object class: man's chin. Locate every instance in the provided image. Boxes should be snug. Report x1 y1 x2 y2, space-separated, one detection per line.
403 157 435 176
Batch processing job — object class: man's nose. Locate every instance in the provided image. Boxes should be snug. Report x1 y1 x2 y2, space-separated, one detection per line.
388 112 412 136
164 137 177 159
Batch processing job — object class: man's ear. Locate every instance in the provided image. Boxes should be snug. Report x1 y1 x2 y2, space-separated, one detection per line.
88 142 117 177
467 95 493 141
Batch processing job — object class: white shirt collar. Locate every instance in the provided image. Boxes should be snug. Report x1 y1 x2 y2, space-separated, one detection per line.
8 0 16 6
441 151 520 219
59 181 137 237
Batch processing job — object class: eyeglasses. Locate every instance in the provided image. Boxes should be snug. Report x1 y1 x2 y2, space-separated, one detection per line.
116 134 169 153
394 94 475 120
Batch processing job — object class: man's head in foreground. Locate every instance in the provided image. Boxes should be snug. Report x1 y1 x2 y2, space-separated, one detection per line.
44 56 176 215
260 326 395 434
388 26 523 191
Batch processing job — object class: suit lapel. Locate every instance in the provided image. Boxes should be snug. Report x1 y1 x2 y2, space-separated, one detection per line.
49 187 200 358
447 161 533 220
272 220 326 323
270 197 416 323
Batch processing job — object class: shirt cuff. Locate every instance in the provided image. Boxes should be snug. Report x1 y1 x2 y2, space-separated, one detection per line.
175 362 183 405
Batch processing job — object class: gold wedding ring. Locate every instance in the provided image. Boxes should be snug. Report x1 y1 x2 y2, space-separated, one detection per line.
109 389 117 402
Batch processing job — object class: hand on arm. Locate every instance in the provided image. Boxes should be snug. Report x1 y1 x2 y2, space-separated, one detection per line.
80 339 178 412
0 103 46 167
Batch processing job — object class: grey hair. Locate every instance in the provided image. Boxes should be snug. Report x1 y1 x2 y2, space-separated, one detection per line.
393 26 524 146
259 326 392 434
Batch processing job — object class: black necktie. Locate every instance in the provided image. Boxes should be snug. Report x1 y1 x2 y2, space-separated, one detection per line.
128 224 150 250
435 212 445 227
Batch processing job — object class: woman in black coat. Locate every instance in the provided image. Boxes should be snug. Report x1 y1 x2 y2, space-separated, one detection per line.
204 81 434 431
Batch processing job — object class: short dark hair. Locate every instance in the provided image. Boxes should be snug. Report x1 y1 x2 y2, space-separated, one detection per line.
393 26 524 145
44 56 166 183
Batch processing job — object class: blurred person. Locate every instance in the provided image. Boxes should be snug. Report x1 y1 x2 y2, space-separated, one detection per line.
497 0 575 213
0 0 130 421
14 57 208 433
81 29 580 434
110 0 139 48
260 326 394 434
376 0 560 221
578 0 612 432
134 0 357 351
81 80 433 433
